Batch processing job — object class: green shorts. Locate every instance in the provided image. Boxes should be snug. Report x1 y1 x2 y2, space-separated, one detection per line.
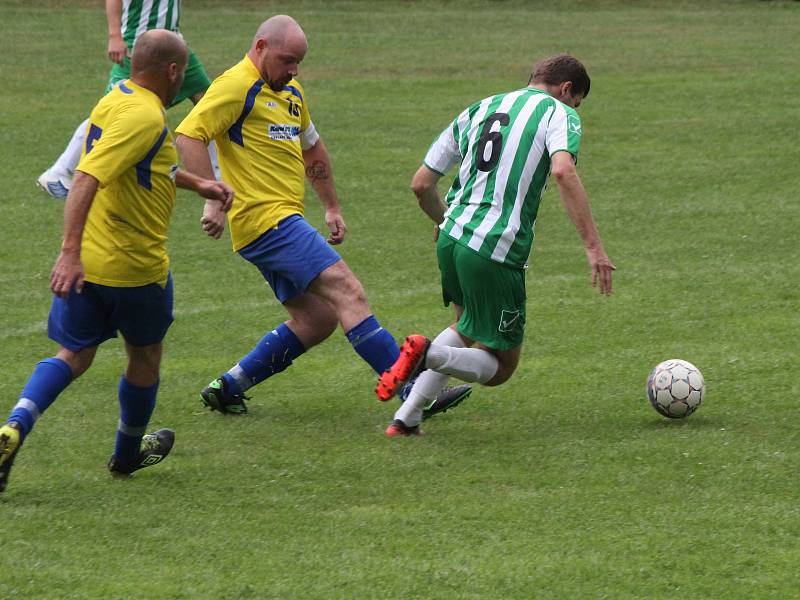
105 48 211 107
437 234 526 351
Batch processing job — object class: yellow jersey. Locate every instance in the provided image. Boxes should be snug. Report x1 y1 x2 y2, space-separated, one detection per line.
176 56 313 251
77 80 177 287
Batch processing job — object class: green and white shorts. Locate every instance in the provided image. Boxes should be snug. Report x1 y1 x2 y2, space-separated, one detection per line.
105 48 211 107
436 234 526 351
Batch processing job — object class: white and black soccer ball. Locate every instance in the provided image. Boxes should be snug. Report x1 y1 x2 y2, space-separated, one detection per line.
647 359 705 418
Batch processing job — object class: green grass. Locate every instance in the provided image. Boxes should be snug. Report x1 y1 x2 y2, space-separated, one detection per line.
2 1 800 598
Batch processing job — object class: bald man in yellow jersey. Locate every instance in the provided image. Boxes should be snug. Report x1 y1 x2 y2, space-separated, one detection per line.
176 16 472 417
0 30 233 493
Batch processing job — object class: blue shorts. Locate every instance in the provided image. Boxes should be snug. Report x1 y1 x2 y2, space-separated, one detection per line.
48 275 174 351
238 214 341 303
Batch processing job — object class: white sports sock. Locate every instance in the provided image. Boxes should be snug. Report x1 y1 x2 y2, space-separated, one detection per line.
425 345 499 384
53 118 89 176
227 364 253 393
394 327 465 426
208 140 221 180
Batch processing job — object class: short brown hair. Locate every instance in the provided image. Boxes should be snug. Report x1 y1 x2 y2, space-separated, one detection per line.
530 54 591 98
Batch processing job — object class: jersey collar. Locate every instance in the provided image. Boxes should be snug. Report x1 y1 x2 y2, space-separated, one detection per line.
122 79 165 110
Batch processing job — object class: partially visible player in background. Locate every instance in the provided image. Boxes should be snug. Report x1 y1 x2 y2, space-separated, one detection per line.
0 30 234 494
37 0 219 198
376 55 616 436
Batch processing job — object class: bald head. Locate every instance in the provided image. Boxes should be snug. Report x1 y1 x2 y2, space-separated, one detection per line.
131 29 188 78
130 29 189 106
253 15 306 50
249 15 308 91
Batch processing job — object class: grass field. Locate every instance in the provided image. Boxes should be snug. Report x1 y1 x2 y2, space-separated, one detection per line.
2 1 799 598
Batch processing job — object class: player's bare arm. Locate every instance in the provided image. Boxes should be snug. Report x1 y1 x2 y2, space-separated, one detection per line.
551 151 615 295
174 169 234 211
106 0 127 65
175 134 226 239
411 165 448 225
50 171 99 298
176 134 215 179
302 139 345 245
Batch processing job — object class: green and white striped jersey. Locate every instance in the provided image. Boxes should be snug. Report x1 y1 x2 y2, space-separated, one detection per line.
121 0 181 48
424 87 583 269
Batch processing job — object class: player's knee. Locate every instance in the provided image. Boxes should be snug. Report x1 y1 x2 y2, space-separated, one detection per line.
330 269 368 308
125 363 160 388
69 361 92 379
484 361 517 387
56 348 94 379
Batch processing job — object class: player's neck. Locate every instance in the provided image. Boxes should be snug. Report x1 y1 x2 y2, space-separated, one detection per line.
130 75 169 107
528 83 554 96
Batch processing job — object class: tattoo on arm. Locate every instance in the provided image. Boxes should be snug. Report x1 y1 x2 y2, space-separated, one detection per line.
305 160 329 182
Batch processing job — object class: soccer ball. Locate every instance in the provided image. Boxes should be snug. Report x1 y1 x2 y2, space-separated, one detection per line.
647 359 705 418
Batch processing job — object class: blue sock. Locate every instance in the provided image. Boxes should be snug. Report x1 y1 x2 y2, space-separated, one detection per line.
8 358 73 439
345 315 400 375
115 377 158 462
223 323 305 395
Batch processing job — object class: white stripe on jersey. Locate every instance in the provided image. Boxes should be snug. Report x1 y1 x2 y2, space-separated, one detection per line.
490 107 553 263
425 115 462 175
171 0 181 30
121 1 131 36
447 91 526 241
546 102 571 154
443 96 494 237
467 93 547 253
135 0 155 39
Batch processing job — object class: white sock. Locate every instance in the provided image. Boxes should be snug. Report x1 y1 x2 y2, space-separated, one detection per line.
394 327 465 426
208 140 221 180
425 345 498 384
53 118 89 176
227 364 253 393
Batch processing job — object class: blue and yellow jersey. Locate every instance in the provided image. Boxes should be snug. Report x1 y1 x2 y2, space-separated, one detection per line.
176 56 314 251
77 80 177 287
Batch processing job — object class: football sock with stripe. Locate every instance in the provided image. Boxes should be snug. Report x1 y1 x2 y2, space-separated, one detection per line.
223 323 305 395
115 377 158 463
346 315 400 375
8 358 73 440
425 345 499 384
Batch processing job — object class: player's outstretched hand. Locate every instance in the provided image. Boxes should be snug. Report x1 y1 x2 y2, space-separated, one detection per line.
201 200 226 240
198 180 235 212
586 246 615 295
325 209 346 245
50 251 84 298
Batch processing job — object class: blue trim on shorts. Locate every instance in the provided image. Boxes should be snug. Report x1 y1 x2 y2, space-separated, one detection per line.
238 215 341 303
48 275 174 351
